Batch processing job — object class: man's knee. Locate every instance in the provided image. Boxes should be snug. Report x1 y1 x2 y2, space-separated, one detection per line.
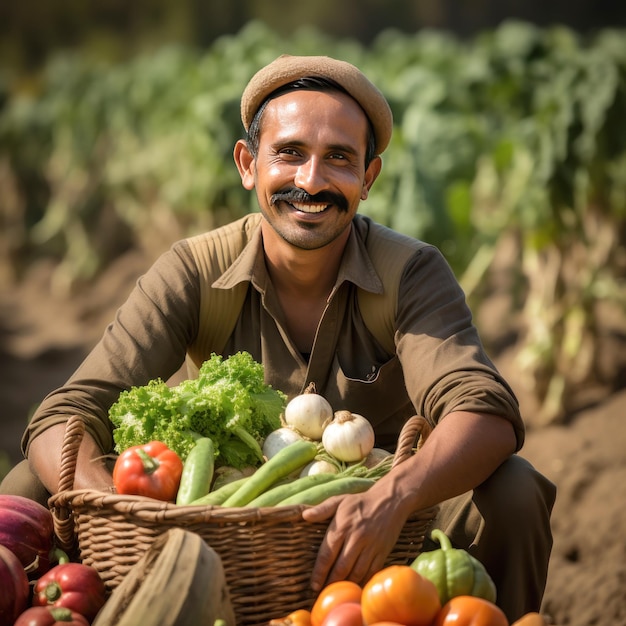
475 455 556 527
0 459 51 506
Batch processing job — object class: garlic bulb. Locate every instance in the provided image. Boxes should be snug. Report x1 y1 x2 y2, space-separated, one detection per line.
284 383 333 440
322 410 375 463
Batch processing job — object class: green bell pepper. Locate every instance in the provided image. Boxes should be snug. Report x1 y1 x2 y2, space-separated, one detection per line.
410 528 497 605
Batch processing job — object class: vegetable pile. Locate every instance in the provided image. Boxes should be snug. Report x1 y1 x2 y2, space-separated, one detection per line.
269 538 547 625
109 351 287 468
108 362 395 507
0 495 107 626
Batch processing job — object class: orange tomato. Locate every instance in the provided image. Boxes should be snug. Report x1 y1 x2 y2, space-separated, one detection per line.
321 602 364 626
361 565 440 626
269 608 313 626
311 580 363 626
434 596 509 626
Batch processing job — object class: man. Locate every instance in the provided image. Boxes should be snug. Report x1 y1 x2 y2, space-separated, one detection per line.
1 54 555 621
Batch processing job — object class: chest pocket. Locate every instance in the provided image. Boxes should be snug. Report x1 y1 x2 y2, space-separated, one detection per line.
325 353 415 451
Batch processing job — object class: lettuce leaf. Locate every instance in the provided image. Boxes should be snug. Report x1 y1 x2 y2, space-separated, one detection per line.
109 351 286 468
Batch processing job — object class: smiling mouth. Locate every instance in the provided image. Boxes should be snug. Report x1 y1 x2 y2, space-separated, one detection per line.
290 202 330 214
271 188 347 213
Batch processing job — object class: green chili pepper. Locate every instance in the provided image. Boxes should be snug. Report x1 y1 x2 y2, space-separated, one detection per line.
410 528 497 605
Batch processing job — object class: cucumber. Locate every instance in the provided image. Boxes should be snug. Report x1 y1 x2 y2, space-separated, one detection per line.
188 475 251 506
245 473 337 508
276 477 375 506
222 439 318 507
176 437 215 505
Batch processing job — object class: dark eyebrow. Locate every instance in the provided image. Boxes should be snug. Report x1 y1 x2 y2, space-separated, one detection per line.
272 138 360 157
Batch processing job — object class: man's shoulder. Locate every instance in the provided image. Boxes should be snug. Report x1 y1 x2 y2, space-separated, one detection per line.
180 213 262 277
353 214 432 257
186 213 262 248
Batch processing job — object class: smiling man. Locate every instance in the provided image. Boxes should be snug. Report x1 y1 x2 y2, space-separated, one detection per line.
1 54 555 622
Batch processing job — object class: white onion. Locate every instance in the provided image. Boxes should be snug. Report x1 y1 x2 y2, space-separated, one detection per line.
322 410 375 463
299 459 339 478
363 447 393 469
262 427 303 460
284 384 333 440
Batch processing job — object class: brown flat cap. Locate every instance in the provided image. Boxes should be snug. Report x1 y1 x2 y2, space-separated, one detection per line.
241 54 393 155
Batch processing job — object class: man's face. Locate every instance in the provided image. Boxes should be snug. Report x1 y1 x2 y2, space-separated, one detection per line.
236 89 381 251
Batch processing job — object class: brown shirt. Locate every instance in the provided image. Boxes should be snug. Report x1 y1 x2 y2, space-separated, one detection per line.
23 214 523 456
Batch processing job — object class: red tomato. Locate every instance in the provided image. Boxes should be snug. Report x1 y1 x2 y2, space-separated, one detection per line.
14 606 90 626
361 565 440 626
113 441 183 501
311 581 362 626
434 596 509 626
321 602 364 626
33 562 106 622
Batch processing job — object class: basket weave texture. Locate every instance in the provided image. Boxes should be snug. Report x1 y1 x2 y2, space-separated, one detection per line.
49 414 438 626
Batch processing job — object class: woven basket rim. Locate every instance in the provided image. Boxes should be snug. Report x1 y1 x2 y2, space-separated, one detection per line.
50 487 438 524
50 414 436 553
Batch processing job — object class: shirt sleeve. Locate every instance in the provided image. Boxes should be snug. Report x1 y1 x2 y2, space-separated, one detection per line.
22 241 201 456
395 245 525 450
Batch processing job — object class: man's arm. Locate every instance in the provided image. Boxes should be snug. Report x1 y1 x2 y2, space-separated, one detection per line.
28 422 114 495
22 244 202 495
303 410 517 591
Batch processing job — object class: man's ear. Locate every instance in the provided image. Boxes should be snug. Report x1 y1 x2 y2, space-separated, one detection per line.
233 139 255 190
361 155 382 201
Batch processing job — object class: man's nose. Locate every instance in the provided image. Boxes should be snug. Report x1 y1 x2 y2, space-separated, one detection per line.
294 157 327 195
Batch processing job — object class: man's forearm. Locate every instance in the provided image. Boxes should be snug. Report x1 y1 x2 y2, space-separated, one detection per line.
28 422 114 495
385 411 517 519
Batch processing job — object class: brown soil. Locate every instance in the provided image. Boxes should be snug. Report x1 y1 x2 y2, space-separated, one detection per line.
1 250 625 626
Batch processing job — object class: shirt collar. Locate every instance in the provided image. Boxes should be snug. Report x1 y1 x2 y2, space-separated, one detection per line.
212 214 384 296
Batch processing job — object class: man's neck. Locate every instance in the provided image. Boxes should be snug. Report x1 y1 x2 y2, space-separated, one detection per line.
260 221 349 299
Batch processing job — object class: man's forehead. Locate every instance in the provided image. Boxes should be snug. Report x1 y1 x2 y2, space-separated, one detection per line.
257 90 370 148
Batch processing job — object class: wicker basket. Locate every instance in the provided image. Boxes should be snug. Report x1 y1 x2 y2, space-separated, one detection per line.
49 414 438 626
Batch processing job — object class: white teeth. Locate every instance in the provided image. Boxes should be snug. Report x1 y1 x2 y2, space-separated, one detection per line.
292 202 328 213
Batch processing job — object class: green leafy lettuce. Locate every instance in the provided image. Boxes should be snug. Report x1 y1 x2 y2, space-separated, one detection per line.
109 351 286 468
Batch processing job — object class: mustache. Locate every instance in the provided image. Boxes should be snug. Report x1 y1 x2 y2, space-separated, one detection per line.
270 188 349 212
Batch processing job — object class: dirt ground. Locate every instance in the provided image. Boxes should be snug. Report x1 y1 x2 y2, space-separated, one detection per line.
1 250 625 626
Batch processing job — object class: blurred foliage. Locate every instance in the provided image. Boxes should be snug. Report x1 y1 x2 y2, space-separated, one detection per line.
2 0 624 78
0 20 624 423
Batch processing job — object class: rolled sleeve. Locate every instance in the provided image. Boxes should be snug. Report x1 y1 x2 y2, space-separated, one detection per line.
396 246 524 449
22 241 201 456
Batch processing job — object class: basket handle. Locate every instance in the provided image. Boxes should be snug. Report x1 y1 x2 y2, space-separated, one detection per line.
57 414 85 493
51 414 86 553
392 415 432 468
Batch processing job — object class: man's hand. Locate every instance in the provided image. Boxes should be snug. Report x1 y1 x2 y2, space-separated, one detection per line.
301 411 517 593
302 483 409 592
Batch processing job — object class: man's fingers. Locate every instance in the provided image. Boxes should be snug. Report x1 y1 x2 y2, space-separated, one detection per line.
301 495 340 522
310 515 344 592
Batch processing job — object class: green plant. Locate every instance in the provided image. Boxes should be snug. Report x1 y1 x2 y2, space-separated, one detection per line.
1 20 624 423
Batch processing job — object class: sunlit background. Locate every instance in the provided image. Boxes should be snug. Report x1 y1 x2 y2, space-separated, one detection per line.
1 2 624 452
1 5 625 624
